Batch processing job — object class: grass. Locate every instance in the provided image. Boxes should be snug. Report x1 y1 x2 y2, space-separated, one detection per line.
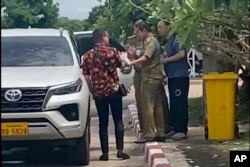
188 97 204 126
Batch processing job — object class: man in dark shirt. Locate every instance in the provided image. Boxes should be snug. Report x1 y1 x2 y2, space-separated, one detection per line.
158 20 190 140
82 29 130 161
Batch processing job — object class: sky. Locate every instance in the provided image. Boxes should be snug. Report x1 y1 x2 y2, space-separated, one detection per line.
54 0 104 20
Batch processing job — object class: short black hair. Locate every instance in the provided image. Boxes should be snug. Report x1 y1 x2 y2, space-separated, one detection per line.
134 20 151 32
92 28 106 44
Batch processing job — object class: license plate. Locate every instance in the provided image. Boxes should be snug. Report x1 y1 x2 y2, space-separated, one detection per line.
1 122 29 136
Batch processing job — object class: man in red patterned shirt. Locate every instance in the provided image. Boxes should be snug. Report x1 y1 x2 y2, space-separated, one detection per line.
81 29 130 161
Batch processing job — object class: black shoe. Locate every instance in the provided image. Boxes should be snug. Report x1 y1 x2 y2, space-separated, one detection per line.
134 137 155 144
154 137 166 142
99 153 109 161
117 151 130 160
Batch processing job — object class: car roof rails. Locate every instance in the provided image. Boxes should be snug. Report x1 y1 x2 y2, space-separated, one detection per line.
59 28 63 37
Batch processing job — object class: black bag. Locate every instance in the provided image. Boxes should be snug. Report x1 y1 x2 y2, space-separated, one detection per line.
93 49 128 97
118 83 128 97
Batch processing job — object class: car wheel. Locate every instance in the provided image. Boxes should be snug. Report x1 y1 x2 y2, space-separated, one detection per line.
70 123 90 165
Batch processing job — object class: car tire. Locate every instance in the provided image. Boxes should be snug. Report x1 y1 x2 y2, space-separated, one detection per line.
70 123 90 165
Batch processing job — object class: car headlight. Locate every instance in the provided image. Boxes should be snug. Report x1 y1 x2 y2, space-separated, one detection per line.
54 79 82 95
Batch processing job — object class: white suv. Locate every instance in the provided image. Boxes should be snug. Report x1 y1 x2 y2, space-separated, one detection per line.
1 28 91 165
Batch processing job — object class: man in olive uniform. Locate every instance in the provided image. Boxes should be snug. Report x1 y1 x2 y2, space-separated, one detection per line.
128 20 165 143
127 34 144 133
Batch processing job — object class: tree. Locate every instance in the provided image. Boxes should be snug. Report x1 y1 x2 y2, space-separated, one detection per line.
87 0 151 40
87 4 107 25
1 0 59 28
54 17 91 33
90 0 249 119
125 0 249 119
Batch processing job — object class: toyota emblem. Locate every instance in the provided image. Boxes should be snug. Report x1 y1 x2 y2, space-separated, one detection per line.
4 89 22 102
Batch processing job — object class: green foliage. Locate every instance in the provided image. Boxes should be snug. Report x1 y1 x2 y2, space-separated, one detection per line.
88 0 249 122
87 0 151 39
1 0 59 28
122 0 249 70
188 97 204 126
1 17 8 29
87 4 108 25
54 17 90 33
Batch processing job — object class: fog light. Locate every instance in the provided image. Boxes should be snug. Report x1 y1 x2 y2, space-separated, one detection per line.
58 104 79 121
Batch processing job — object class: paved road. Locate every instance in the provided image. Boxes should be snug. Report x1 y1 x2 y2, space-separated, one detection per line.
1 113 146 167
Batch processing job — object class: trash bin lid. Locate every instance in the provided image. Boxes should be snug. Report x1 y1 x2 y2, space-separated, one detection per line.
203 72 238 80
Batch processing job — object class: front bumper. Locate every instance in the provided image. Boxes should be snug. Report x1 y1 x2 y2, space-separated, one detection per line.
1 111 82 141
1 90 90 141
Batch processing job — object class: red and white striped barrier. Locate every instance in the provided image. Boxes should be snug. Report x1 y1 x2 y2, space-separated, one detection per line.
145 142 171 167
127 104 172 167
128 108 138 121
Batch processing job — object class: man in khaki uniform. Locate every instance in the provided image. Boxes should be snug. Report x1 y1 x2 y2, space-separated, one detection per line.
128 20 165 143
127 35 144 132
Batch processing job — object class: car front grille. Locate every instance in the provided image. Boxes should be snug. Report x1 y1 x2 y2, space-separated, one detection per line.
1 88 48 113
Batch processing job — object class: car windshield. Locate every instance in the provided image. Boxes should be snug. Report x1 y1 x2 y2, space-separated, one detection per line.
1 36 74 67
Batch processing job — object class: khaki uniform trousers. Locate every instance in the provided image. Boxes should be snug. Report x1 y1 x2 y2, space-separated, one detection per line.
133 71 143 131
140 78 165 138
160 85 172 133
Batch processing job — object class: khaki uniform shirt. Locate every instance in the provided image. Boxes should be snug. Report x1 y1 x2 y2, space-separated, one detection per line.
141 34 163 80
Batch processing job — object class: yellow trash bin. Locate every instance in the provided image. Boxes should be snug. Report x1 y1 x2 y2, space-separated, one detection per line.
203 72 238 140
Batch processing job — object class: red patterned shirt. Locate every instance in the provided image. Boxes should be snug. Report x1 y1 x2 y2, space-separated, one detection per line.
81 43 122 97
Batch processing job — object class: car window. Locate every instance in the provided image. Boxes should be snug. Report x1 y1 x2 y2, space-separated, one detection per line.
74 34 94 56
74 34 126 56
70 35 81 65
1 36 74 67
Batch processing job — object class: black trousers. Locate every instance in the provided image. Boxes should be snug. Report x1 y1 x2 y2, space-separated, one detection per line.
95 92 124 154
161 85 172 134
168 77 190 133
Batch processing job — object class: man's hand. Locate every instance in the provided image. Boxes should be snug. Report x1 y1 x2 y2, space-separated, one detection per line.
121 60 132 68
84 75 94 94
163 77 168 85
160 76 168 85
126 44 137 59
160 57 168 64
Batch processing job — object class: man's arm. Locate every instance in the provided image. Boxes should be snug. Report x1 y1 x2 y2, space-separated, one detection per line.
130 38 154 65
84 75 94 94
161 37 186 64
81 53 94 94
130 55 148 65
164 50 185 63
114 49 130 68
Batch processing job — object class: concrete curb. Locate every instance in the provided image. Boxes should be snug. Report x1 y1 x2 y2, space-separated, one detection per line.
128 104 172 167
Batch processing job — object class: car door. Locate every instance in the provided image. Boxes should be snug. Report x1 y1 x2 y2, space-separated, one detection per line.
72 31 134 90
